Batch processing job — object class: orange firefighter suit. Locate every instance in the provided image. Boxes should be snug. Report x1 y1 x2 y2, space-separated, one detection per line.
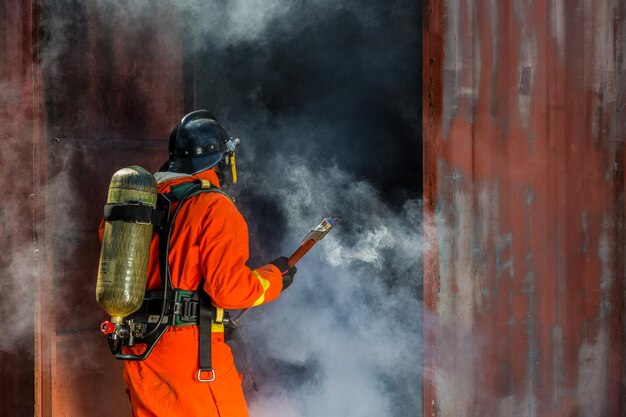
102 168 284 417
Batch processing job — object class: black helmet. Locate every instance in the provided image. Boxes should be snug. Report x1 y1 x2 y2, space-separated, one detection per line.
164 110 240 177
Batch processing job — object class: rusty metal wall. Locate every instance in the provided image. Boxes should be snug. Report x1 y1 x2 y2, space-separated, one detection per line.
423 1 626 416
33 1 184 416
0 1 36 416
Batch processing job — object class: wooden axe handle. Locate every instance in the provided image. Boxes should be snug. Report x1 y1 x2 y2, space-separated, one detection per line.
287 239 317 267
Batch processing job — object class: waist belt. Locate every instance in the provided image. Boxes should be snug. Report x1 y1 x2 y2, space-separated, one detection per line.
130 289 226 331
116 287 227 378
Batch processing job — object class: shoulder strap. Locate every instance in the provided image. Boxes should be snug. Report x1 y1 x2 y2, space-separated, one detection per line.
165 179 231 203
156 179 224 382
153 179 231 230
197 291 215 382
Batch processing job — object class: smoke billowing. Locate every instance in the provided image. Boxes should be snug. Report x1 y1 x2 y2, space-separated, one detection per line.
0 50 39 400
177 1 423 414
240 161 423 416
4 0 422 415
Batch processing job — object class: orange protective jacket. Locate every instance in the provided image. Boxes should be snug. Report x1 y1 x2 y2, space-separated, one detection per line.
102 168 284 417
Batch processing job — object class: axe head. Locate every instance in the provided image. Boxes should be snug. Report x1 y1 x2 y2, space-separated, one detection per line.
301 217 339 243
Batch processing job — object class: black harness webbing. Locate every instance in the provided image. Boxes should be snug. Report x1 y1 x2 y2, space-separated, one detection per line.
163 180 232 381
104 179 233 375
197 292 215 381
164 180 230 203
104 203 149 223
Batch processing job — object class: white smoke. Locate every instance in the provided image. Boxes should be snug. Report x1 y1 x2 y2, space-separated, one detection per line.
41 0 404 52
27 1 423 415
0 77 37 355
238 160 423 417
0 145 82 353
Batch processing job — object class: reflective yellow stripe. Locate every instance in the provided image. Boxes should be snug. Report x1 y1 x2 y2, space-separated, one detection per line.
200 179 212 189
212 323 224 333
251 270 271 306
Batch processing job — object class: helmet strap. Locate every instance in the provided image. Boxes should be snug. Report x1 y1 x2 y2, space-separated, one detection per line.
215 164 225 185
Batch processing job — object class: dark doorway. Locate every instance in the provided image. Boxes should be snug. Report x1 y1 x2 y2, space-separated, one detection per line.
20 1 423 416
184 2 423 416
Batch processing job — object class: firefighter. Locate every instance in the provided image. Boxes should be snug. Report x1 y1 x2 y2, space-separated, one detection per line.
106 110 296 416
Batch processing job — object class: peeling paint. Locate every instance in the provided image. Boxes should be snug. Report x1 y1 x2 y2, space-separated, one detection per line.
576 329 608 417
515 0 538 139
550 0 566 59
520 183 539 417
599 213 615 318
424 0 626 415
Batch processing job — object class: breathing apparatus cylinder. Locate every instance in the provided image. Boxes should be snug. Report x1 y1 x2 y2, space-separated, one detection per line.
96 166 157 324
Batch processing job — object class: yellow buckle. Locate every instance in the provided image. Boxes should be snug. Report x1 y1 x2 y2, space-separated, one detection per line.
214 307 224 324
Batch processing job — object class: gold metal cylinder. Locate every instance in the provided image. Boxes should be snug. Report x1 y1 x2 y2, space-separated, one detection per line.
96 166 157 324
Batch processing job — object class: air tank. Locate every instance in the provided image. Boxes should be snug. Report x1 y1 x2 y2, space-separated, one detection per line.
96 166 157 324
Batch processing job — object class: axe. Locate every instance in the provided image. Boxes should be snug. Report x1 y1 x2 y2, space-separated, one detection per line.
229 217 338 328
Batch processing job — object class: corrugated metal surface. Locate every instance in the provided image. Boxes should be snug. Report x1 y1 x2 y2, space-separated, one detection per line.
423 1 626 416
12 0 626 415
33 2 183 416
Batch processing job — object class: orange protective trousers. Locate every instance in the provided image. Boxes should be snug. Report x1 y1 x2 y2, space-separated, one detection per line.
104 169 283 417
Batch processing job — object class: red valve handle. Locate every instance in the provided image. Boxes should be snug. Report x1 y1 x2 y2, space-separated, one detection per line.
100 321 115 335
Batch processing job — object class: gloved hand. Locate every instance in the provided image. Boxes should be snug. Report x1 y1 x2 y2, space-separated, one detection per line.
271 256 297 291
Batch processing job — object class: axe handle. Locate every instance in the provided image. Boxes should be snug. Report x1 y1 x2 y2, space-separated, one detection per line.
230 238 324 328
287 239 317 267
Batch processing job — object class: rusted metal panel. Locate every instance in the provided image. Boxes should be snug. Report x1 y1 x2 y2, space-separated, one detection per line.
424 1 626 416
0 1 38 416
33 2 184 416
44 1 183 140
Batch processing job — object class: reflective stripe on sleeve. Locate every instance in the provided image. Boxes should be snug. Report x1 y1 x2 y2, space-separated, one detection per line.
251 270 271 306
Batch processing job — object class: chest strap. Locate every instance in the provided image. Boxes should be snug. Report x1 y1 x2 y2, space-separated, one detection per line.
102 179 231 228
